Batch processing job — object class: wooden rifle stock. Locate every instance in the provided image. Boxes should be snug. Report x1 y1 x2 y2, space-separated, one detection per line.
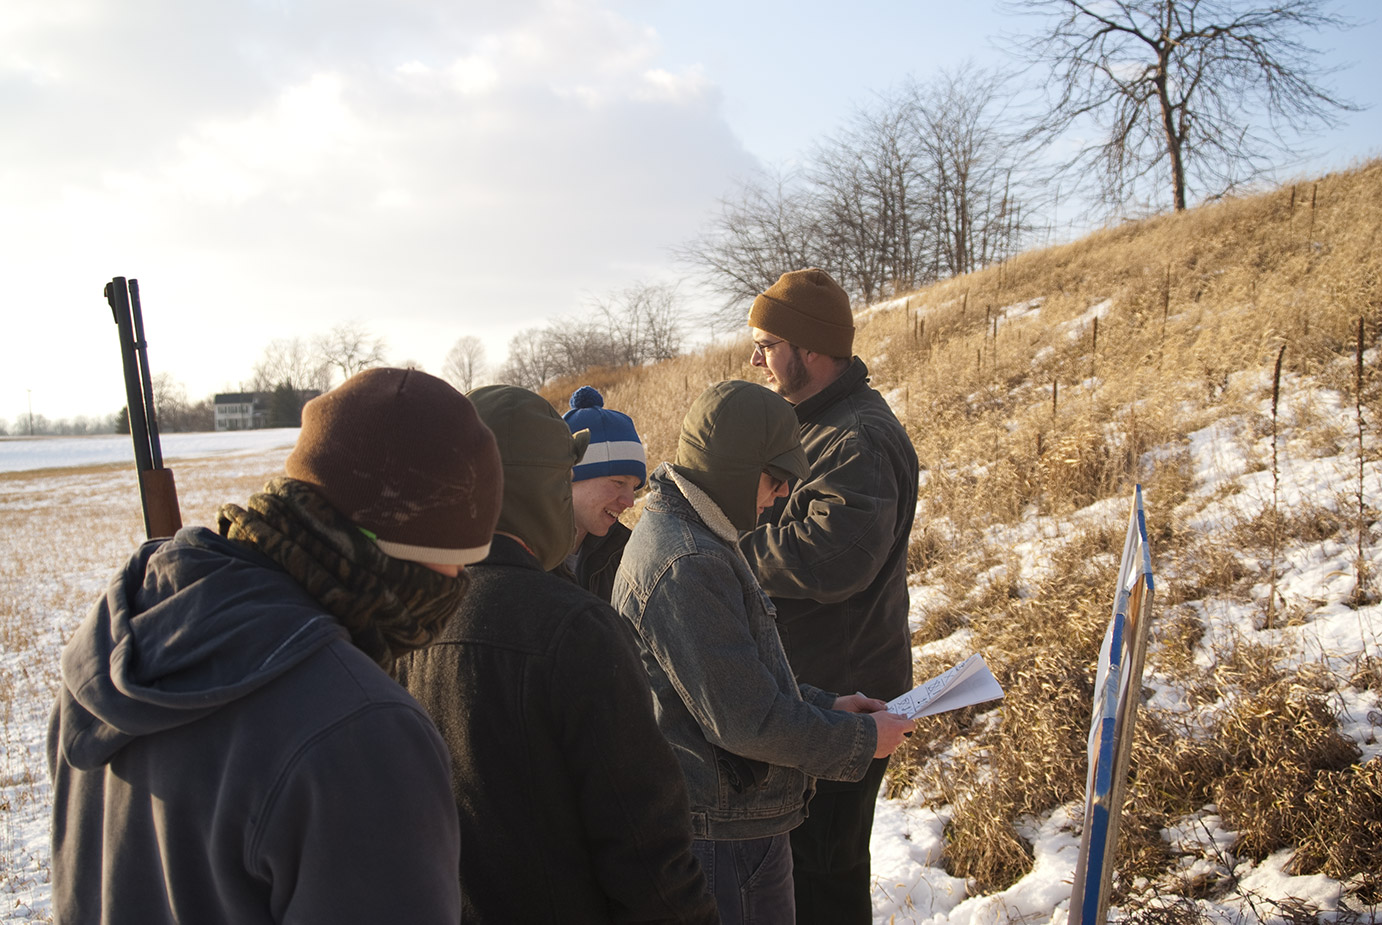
105 276 183 539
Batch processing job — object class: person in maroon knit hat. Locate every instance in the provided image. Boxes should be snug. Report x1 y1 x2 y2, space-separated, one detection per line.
742 269 921 925
49 367 502 925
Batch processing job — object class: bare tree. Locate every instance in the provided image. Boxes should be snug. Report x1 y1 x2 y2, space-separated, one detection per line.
809 133 893 305
595 282 685 365
675 167 826 330
810 82 956 303
545 318 624 376
442 336 487 392
678 69 1034 316
251 337 332 394
149 372 197 432
316 322 388 385
909 64 1032 276
494 327 559 391
1007 0 1358 212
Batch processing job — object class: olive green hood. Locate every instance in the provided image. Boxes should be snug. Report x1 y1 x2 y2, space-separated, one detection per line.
468 385 590 570
672 380 808 531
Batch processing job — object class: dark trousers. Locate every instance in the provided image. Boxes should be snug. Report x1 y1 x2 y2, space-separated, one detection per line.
790 756 890 925
692 833 795 925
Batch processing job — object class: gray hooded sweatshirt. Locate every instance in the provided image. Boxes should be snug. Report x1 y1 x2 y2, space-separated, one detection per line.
47 527 461 925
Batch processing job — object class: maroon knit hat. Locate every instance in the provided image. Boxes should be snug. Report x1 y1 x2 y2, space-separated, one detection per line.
748 268 854 358
286 367 503 565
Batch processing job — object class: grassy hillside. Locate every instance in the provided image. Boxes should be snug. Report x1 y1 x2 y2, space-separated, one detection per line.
546 160 1382 916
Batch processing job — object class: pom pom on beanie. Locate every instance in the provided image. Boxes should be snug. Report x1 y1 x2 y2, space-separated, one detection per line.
563 386 646 488
569 386 605 411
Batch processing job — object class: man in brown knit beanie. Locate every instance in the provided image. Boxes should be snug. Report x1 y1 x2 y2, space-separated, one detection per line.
49 367 502 925
742 268 921 924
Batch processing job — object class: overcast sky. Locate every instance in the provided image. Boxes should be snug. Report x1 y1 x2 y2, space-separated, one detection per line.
3 0 1378 424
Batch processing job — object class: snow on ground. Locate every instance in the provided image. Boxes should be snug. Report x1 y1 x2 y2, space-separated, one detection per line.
3 404 1380 923
0 428 299 473
874 393 1382 923
1062 299 1113 341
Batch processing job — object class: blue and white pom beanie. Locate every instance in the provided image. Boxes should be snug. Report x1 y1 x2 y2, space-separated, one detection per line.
563 386 646 488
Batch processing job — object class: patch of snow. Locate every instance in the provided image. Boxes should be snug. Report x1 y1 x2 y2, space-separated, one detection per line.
0 429 300 473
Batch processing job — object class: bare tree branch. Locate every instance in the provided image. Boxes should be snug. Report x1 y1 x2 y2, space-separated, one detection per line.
594 281 685 365
315 322 388 385
250 337 332 393
673 166 826 330
494 328 558 391
1006 0 1359 212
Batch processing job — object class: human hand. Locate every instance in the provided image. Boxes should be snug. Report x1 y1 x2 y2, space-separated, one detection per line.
833 692 889 714
869 710 915 758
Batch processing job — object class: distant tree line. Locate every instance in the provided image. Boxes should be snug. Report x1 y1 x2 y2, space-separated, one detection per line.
1 413 121 437
222 320 391 428
491 282 685 391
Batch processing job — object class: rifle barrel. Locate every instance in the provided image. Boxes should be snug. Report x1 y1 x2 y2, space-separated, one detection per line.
107 277 155 475
128 279 165 469
106 276 182 539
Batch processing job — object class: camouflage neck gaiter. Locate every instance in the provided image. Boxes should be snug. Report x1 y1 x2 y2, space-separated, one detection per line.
218 476 469 667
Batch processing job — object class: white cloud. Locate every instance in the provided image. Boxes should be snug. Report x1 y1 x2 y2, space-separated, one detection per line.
636 65 711 103
447 54 502 95
166 73 365 206
0 0 757 420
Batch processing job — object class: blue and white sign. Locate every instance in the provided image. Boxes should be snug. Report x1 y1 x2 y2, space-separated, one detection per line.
1069 485 1155 925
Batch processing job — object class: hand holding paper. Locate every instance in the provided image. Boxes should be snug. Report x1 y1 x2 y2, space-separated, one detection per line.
886 653 1005 720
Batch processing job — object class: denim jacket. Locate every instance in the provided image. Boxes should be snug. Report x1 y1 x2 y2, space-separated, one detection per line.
613 465 875 840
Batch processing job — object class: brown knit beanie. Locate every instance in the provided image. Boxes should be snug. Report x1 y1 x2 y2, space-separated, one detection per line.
286 367 503 566
748 268 854 358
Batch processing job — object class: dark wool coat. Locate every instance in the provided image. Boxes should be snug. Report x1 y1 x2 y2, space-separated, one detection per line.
553 520 632 603
47 528 461 925
394 535 717 925
742 358 920 701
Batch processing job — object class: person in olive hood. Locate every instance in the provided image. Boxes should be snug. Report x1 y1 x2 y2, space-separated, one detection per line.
612 379 914 925
48 367 504 925
743 268 921 925
394 385 716 925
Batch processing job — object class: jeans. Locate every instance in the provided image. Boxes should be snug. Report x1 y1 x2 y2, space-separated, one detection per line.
790 756 890 925
691 833 795 925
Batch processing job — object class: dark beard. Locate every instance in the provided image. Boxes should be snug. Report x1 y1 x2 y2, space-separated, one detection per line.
777 345 812 400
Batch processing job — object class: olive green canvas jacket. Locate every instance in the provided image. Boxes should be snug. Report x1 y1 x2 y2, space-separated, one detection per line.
741 358 919 701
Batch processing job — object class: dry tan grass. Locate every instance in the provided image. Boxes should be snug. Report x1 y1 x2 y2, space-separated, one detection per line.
493 162 1382 903
867 161 1382 898
1213 684 1364 857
